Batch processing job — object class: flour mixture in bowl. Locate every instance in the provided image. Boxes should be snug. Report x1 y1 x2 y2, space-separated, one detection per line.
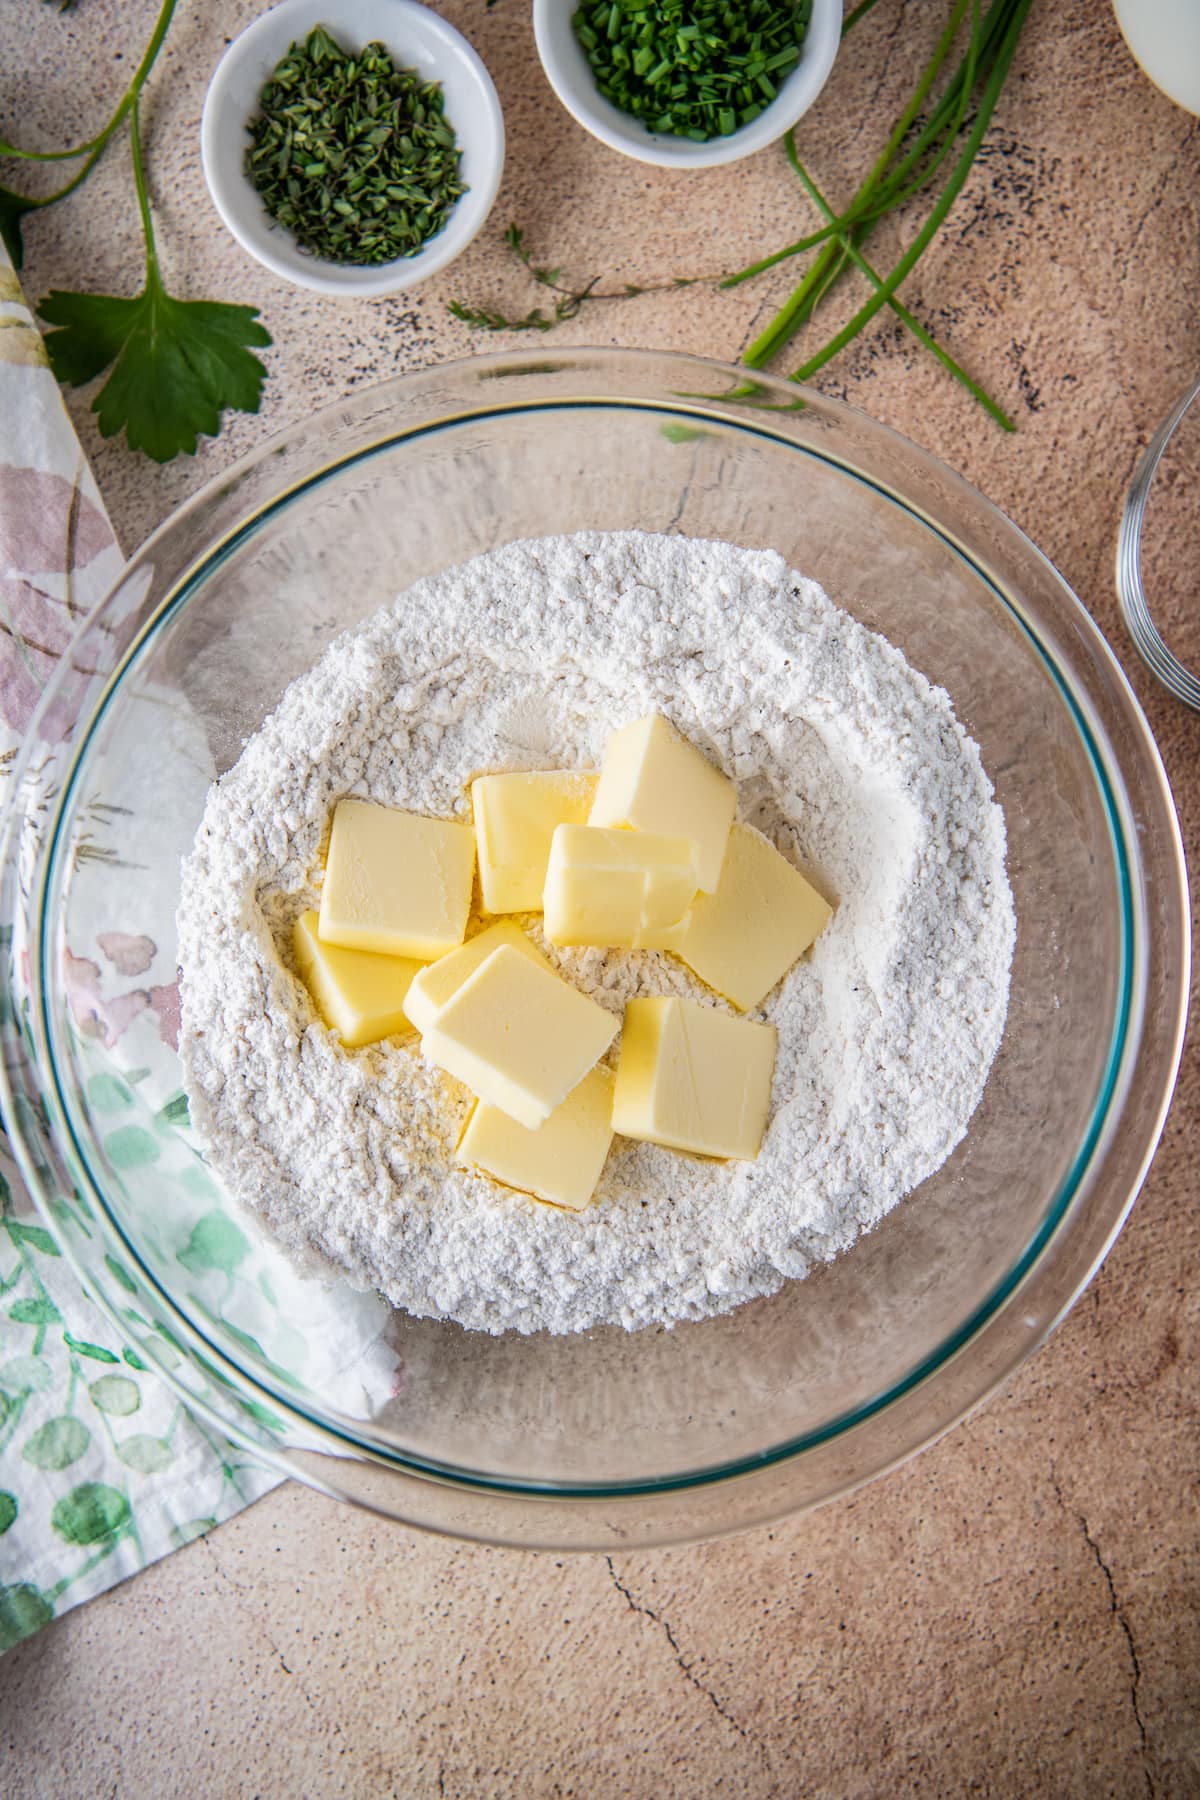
177 531 1015 1335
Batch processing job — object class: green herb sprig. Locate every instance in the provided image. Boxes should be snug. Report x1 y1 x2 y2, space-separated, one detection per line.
246 26 465 266
573 0 812 141
449 224 704 332
0 0 272 462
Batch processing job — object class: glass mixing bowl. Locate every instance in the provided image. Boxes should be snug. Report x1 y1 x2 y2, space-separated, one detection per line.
0 350 1188 1548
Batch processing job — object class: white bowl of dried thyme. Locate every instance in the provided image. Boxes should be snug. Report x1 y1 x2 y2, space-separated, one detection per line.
202 0 505 297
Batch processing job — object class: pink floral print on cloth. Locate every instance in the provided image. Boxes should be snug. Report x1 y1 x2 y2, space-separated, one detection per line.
0 263 125 744
0 245 279 1656
61 944 181 1053
0 468 117 737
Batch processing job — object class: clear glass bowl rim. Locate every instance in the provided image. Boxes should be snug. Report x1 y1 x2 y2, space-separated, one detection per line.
2 348 1190 1533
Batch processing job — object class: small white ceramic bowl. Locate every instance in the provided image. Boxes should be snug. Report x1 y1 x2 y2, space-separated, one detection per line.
533 0 842 169
201 0 505 296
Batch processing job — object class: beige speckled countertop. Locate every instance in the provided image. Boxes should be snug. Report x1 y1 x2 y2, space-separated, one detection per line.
2 2 1199 1794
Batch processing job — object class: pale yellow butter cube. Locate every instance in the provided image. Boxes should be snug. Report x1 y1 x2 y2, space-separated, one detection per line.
404 921 549 1034
679 823 834 1010
292 911 421 1049
473 770 598 913
589 713 736 892
612 996 777 1161
422 944 618 1129
457 1065 616 1211
318 798 474 961
543 824 698 951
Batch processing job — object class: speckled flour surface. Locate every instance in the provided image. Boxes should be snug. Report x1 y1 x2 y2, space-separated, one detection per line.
178 532 1015 1335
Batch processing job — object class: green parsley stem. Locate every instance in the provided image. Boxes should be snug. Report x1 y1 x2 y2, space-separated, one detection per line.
129 95 159 281
18 139 108 215
0 0 177 164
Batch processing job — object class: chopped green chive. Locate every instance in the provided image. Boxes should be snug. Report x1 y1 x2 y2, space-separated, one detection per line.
572 0 809 142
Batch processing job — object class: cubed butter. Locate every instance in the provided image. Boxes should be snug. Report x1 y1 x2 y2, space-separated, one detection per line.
612 996 777 1161
292 911 421 1049
404 920 549 1034
457 1065 616 1211
318 798 475 961
473 770 598 913
422 944 618 1129
543 824 698 951
678 823 834 1009
589 713 736 892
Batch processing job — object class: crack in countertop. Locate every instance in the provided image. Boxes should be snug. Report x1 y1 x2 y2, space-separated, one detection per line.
604 1555 767 1758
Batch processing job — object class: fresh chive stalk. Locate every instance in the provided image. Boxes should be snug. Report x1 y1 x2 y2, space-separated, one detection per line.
785 148 1015 429
740 0 1034 421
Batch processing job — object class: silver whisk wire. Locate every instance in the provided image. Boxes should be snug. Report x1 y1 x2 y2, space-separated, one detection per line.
1116 376 1200 713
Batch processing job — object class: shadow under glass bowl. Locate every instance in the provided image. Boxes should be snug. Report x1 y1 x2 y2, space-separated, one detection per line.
0 350 1188 1549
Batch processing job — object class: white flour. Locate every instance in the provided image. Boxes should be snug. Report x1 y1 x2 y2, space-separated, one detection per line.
178 532 1015 1336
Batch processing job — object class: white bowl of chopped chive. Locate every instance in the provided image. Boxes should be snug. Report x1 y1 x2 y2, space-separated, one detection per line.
535 0 841 168
202 0 504 296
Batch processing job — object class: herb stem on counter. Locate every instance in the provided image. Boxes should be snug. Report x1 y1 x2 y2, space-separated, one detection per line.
0 0 177 268
449 224 715 333
0 0 177 167
748 0 1033 380
782 148 1014 429
128 92 159 279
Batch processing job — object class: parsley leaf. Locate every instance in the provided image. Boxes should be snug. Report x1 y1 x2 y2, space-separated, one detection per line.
34 94 272 463
39 270 272 463
3 10 270 462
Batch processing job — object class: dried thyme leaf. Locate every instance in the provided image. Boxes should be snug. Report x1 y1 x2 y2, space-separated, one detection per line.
245 25 467 266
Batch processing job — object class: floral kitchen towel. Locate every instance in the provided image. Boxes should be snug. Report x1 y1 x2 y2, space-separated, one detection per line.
0 244 280 1655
